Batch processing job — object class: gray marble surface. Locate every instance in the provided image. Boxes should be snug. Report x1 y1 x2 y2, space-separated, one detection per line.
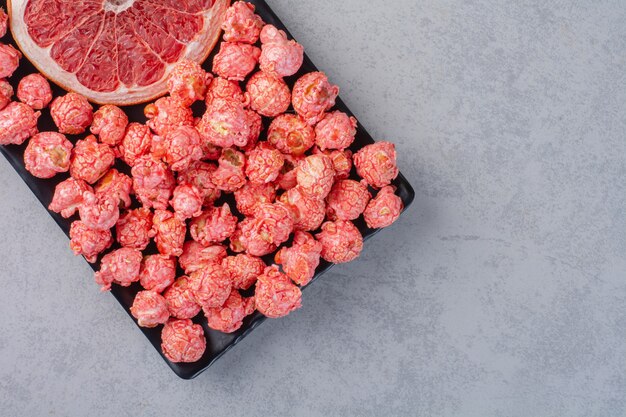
1 1 625 416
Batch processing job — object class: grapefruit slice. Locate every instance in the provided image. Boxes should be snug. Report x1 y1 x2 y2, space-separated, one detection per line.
8 0 230 105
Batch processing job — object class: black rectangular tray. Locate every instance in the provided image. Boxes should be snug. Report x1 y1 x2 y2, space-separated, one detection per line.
0 0 415 379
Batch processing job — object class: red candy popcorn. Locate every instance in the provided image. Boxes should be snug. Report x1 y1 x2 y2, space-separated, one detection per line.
0 79 12 110
116 207 154 250
0 43 21 78
78 190 119 231
131 156 176 210
222 1 264 44
212 148 247 192
90 105 128 146
130 290 170 328
0 8 7 38
212 42 261 81
17 73 52 109
236 202 294 256
228 224 245 253
197 98 250 148
353 141 399 188
204 290 255 333
235 216 280 256
167 59 211 106
315 220 363 264
363 186 403 229
163 276 202 319
152 125 203 172
259 25 304 78
314 148 353 180
170 183 203 219
0 101 40 145
50 92 93 135
94 247 143 291
234 181 276 216
242 109 263 152
94 168 133 209
326 179 371 221
118 123 153 167
276 154 302 191
69 220 112 263
245 143 284 184
255 265 302 318
23 132 73 178
292 72 339 126
278 186 325 232
152 209 186 257
200 141 222 161
222 253 266 290
188 262 232 308
246 71 291 117
296 154 335 199
315 111 357 150
177 161 220 206
161 318 206 363
205 76 246 106
190 203 238 245
49 177 92 218
144 97 193 136
179 241 227 275
275 231 322 286
253 202 295 244
267 114 315 156
139 254 176 293
69 135 115 184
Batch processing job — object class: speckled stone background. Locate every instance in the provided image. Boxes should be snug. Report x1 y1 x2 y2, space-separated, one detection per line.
1 0 625 416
